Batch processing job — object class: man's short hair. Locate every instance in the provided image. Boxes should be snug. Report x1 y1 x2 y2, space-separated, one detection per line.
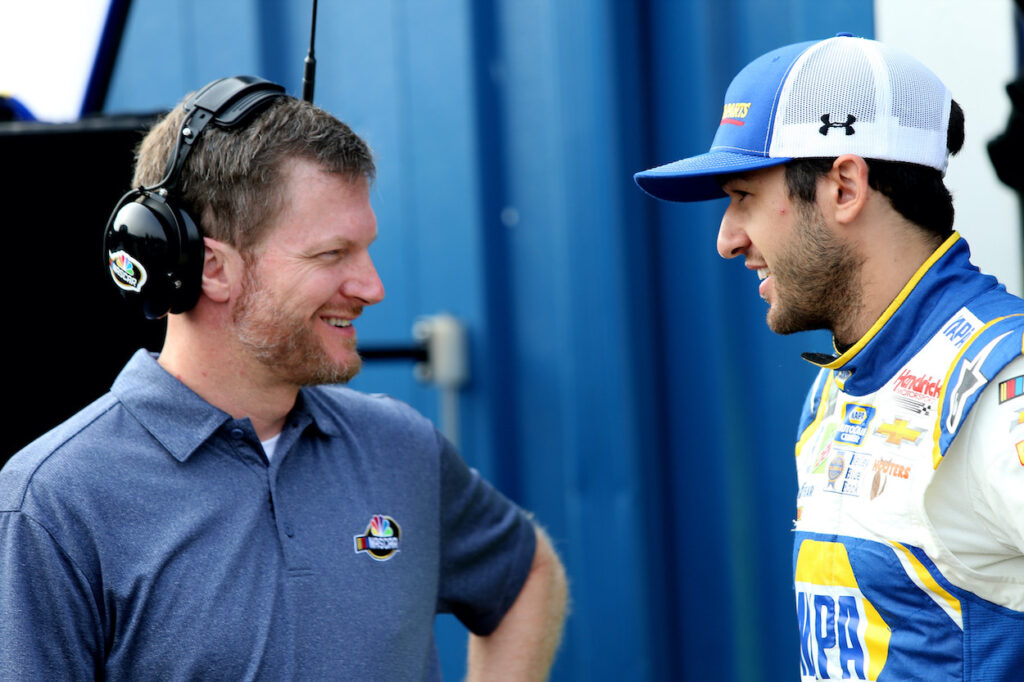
133 96 375 252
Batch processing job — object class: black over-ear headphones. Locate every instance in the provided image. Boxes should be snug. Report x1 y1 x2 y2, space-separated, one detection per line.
104 75 286 319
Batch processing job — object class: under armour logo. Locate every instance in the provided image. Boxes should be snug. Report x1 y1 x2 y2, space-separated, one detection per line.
819 114 856 136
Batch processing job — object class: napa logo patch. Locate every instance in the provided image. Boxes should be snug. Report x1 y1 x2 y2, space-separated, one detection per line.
354 514 401 561
107 250 147 293
795 539 891 679
834 403 876 446
941 315 975 348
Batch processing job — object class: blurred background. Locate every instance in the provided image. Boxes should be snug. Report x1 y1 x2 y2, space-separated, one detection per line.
1 0 1021 679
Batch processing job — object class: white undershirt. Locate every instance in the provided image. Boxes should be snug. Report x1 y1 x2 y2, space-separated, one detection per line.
261 433 282 462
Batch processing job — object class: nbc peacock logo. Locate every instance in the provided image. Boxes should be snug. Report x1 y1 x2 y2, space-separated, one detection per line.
354 514 401 561
108 250 148 293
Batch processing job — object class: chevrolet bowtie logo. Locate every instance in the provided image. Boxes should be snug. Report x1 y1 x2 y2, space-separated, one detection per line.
875 419 924 445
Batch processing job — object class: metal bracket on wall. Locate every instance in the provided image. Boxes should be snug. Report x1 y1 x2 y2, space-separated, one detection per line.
359 313 469 448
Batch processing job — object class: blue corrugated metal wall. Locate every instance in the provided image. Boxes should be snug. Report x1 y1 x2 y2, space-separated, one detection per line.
104 1 873 679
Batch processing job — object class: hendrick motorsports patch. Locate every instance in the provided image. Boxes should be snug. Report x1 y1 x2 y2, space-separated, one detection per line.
354 514 401 561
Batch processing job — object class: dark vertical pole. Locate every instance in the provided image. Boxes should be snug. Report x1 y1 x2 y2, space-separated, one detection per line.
302 0 319 103
81 0 133 116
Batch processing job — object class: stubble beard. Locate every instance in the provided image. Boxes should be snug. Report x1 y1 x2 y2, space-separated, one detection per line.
766 201 864 340
232 264 363 387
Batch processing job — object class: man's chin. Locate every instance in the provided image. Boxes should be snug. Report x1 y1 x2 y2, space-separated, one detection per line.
310 338 362 385
316 353 362 386
766 308 830 337
766 304 802 336
337 355 362 384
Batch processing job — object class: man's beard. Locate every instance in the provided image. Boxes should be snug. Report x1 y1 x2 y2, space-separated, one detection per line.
232 265 362 387
766 201 864 340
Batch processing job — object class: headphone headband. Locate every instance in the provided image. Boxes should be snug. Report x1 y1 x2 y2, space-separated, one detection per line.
161 76 286 193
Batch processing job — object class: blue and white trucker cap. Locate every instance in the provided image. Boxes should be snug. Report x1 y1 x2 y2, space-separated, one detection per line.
634 34 953 203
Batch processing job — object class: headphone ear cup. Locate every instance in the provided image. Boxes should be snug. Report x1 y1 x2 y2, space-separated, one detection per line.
104 190 203 319
167 204 203 315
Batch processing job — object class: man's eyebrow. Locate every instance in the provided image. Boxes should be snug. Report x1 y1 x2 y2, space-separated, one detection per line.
303 237 356 253
718 172 751 188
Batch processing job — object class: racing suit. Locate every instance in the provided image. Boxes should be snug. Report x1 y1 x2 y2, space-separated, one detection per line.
793 233 1024 680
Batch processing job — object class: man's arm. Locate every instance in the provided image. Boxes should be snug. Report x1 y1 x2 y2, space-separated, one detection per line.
466 525 568 682
0 510 101 680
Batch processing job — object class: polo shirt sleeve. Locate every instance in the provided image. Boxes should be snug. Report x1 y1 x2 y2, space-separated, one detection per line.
435 433 537 636
0 509 102 680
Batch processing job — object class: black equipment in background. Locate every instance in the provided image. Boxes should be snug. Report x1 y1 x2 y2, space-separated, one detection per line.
0 115 165 467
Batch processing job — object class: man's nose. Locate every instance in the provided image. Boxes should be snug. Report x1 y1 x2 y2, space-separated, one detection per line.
717 208 750 260
343 251 386 305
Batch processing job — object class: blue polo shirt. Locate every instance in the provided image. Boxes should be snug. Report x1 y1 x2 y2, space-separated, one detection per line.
0 350 536 680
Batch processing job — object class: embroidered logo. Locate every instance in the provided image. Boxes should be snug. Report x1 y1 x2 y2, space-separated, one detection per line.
999 375 1024 403
826 453 845 488
721 102 751 126
870 459 911 500
872 457 911 480
947 332 1010 433
874 418 924 446
942 316 976 348
870 470 887 499
1011 409 1024 431
892 395 932 416
824 449 871 497
834 403 876 446
354 514 401 561
107 249 148 293
819 113 856 136
892 369 941 402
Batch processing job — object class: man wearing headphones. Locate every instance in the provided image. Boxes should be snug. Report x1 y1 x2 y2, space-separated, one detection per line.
636 36 1024 679
0 79 566 680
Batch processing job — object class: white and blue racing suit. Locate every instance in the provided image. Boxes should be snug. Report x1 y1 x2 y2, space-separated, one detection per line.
794 232 1024 680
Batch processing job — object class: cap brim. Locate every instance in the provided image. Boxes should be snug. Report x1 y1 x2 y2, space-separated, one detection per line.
634 151 791 203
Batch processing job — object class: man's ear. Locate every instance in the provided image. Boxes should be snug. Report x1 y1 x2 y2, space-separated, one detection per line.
826 154 871 225
201 237 242 303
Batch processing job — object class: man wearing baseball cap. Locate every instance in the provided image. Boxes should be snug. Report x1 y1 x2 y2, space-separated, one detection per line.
636 34 1024 680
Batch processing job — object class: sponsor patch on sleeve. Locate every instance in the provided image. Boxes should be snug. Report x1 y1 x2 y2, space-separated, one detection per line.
999 375 1024 404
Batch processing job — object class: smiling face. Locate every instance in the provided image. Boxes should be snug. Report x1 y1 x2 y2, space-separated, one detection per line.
231 158 384 389
717 164 862 337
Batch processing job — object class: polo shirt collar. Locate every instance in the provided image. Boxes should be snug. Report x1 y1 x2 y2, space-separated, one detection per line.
111 350 342 461
111 350 234 462
293 387 345 438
